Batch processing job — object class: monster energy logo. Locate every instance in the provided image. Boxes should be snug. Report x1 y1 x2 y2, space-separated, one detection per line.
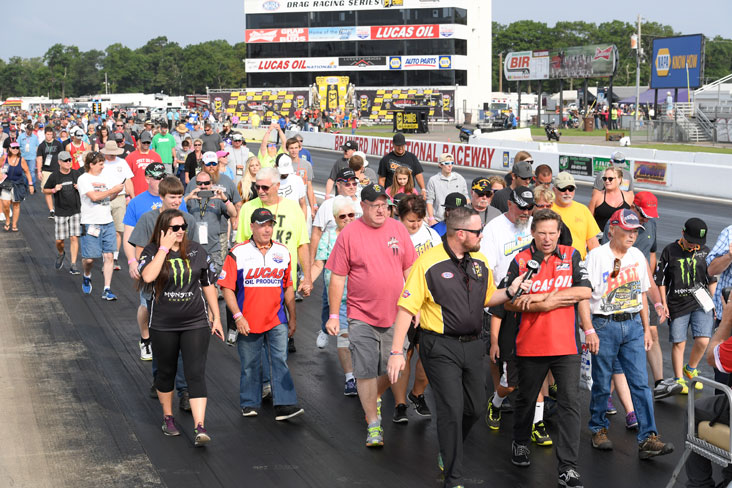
678 257 698 286
455 197 463 207
169 258 192 287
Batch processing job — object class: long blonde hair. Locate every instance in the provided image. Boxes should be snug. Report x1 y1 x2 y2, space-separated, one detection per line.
238 155 261 201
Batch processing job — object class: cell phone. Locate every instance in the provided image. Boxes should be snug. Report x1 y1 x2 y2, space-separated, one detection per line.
723 287 732 304
198 190 214 198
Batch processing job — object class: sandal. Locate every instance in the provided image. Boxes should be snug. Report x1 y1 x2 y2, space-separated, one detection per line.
3 224 8 231
11 227 18 232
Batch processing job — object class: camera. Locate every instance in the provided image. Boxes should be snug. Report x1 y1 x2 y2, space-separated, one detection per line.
198 190 214 199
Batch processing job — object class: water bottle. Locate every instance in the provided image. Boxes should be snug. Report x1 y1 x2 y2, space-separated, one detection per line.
226 327 238 346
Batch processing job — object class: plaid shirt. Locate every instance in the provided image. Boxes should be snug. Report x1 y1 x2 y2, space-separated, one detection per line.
707 224 732 313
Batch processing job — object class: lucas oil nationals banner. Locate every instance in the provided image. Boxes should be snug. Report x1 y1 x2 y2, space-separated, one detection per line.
332 133 498 169
355 88 454 122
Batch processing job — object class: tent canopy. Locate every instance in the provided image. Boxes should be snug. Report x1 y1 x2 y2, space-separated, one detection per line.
619 88 689 104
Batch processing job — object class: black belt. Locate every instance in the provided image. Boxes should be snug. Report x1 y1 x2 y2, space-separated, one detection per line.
422 329 481 342
593 312 638 322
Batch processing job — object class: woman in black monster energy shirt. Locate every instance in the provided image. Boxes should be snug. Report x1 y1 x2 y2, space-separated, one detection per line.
139 209 224 446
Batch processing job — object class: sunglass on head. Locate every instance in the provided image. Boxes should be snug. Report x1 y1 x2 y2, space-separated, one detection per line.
338 213 356 220
602 176 615 182
203 161 218 166
611 257 621 278
169 224 188 232
457 228 483 236
557 186 576 193
255 184 271 191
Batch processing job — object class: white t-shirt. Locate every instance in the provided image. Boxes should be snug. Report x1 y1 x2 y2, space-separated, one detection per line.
479 214 533 285
312 195 362 233
78 172 115 224
410 223 442 256
586 243 650 315
101 157 134 195
278 174 306 203
226 145 250 184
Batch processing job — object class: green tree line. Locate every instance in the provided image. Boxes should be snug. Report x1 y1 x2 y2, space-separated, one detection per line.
492 19 732 92
0 36 247 100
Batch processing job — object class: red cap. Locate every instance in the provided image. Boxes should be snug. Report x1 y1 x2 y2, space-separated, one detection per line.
633 191 659 218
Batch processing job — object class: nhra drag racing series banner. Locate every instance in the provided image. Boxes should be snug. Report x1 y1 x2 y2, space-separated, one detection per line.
244 0 469 14
209 89 309 124
356 88 454 122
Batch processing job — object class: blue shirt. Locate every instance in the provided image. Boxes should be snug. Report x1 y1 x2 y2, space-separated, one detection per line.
707 224 732 313
17 132 39 162
299 147 313 164
123 191 188 227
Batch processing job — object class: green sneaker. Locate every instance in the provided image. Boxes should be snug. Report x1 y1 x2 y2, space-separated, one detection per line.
366 424 384 448
676 378 689 395
486 394 501 430
531 421 553 446
683 364 703 390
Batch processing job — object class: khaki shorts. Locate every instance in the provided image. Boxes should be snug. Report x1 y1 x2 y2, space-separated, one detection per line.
348 318 406 379
110 194 126 232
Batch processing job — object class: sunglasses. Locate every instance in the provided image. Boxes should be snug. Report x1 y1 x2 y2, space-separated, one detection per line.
534 203 552 209
141 141 151 144
194 143 202 147
338 180 358 187
557 186 576 193
473 190 493 197
517 205 534 212
611 258 621 278
255 184 271 191
602 176 615 182
203 161 218 166
338 213 356 220
196 180 211 186
457 228 483 236
169 224 188 232
441 161 454 166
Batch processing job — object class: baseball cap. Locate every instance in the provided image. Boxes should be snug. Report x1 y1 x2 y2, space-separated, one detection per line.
341 140 358 151
391 192 407 206
352 150 369 167
510 186 535 209
277 154 294 175
251 207 276 225
9 142 19 148
73 128 84 137
554 171 576 189
336 168 357 181
361 183 388 202
444 192 468 209
139 132 152 143
439 153 454 164
144 119 153 125
202 151 218 164
216 150 229 158
145 162 166 178
114 132 125 142
683 217 708 245
609 208 645 231
633 191 659 218
393 132 406 146
58 151 72 162
232 133 244 141
471 177 491 194
512 160 534 179
610 151 626 164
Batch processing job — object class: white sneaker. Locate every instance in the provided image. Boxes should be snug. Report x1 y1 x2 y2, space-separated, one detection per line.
316 330 329 349
139 340 152 361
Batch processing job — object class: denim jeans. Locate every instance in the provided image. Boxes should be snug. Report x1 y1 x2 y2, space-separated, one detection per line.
152 352 188 397
321 285 329 333
589 314 657 443
238 323 297 407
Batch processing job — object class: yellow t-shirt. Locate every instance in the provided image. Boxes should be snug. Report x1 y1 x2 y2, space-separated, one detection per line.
236 197 309 285
552 201 601 259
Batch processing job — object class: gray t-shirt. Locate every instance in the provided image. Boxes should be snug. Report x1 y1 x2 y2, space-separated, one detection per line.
185 197 229 256
476 205 503 226
185 173 241 229
128 209 196 248
200 132 223 153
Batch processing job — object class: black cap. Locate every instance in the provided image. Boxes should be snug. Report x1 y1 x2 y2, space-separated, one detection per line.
444 192 468 209
361 183 388 202
391 192 407 206
336 168 357 181
393 132 406 146
683 217 708 245
471 177 492 195
341 140 358 151
144 162 166 177
251 208 276 225
510 186 535 209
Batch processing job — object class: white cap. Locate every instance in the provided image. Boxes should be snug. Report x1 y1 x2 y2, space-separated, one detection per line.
353 150 368 167
202 151 218 164
277 154 294 175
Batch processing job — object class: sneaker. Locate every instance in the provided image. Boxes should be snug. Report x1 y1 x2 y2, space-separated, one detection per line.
262 383 272 400
366 424 384 448
55 251 65 270
275 405 304 421
288 337 296 353
241 407 258 417
101 288 117 301
113 259 121 271
376 397 382 421
626 411 639 430
69 264 80 275
393 403 408 423
548 383 558 400
511 441 531 467
486 394 501 430
531 421 553 446
295 291 304 302
344 378 358 396
194 423 210 447
638 434 674 460
683 364 704 391
161 415 180 436
676 378 689 395
653 378 684 400
316 330 329 349
179 391 191 412
591 428 614 450
408 391 431 418
82 275 92 295
500 396 514 413
606 397 618 415
149 383 157 399
437 452 444 473
139 340 152 361
558 469 584 488
48 210 55 219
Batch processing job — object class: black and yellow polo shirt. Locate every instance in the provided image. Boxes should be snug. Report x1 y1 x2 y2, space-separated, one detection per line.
398 242 496 336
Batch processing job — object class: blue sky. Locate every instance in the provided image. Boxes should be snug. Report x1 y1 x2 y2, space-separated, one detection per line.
0 0 728 60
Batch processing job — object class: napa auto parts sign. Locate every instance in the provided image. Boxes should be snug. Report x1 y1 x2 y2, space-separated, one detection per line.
245 0 468 14
245 24 463 43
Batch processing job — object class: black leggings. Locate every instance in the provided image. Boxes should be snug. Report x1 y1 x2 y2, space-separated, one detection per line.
151 327 211 398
